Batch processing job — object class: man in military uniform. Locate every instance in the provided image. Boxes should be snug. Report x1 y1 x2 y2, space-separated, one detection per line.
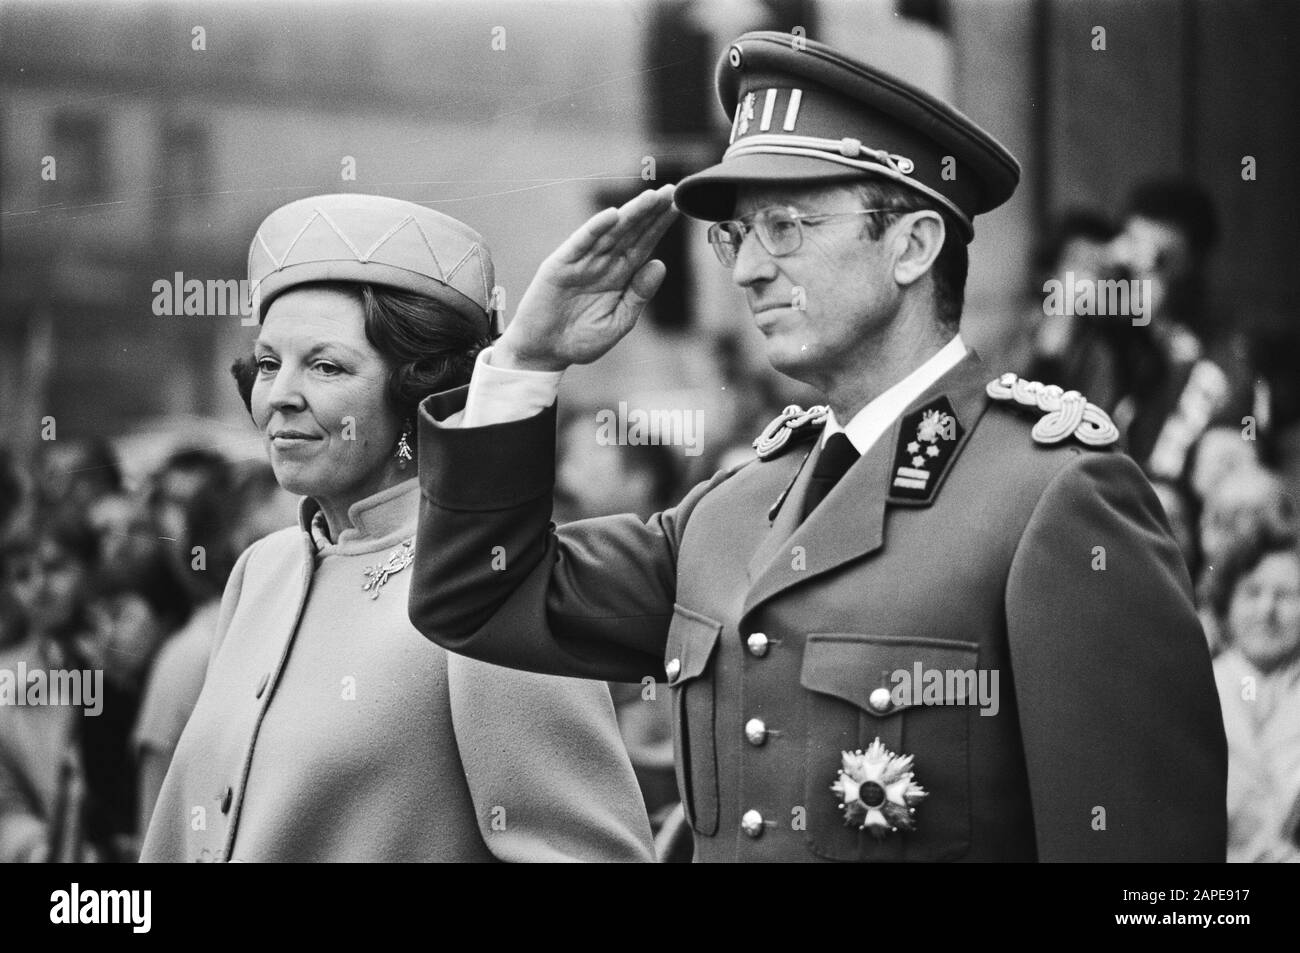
409 32 1226 861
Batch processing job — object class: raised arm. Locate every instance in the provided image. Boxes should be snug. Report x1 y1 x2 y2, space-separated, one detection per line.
410 186 705 681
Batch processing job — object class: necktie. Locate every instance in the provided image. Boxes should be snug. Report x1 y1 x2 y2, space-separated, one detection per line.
801 432 860 521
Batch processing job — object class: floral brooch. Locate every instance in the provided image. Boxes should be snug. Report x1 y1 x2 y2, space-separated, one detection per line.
831 738 928 839
361 537 415 599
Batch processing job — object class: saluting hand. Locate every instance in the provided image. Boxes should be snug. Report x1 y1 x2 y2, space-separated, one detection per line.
495 184 679 372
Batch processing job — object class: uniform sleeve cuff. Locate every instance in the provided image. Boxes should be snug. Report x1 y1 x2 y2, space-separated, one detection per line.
462 346 564 428
417 395 557 510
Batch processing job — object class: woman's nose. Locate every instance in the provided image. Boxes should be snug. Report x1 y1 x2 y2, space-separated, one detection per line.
266 365 307 411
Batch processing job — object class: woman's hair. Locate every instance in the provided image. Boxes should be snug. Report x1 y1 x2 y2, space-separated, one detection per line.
230 282 494 444
1200 524 1299 623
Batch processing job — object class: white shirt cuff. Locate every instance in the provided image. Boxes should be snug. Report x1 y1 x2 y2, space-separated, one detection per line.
460 346 564 428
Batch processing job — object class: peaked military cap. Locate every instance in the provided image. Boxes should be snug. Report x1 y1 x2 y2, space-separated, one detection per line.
247 193 498 333
674 31 1021 240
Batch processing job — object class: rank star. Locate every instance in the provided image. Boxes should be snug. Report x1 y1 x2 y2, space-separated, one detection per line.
926 445 940 457
907 441 920 453
912 455 925 467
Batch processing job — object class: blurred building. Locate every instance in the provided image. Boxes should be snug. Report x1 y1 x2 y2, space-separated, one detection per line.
1 0 1296 477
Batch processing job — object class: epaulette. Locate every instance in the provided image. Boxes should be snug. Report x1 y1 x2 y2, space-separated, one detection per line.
753 404 830 460
985 373 1119 447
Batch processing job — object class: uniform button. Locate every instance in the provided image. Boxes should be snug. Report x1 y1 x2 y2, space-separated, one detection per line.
740 809 765 838
255 673 270 699
744 718 768 746
220 787 233 814
746 632 770 657
665 658 681 680
869 687 893 712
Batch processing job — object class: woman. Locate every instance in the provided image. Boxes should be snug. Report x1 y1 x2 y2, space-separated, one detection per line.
0 512 99 861
140 194 653 862
1203 526 1300 862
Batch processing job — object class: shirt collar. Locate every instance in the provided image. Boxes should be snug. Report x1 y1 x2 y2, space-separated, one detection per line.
299 477 420 554
823 334 968 456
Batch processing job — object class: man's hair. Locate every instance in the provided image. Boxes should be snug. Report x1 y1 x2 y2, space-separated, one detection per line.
1124 179 1219 258
1034 209 1116 277
1200 524 1298 623
851 180 968 329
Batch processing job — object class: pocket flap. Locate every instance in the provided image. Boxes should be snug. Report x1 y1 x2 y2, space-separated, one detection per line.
664 604 722 686
800 633 980 716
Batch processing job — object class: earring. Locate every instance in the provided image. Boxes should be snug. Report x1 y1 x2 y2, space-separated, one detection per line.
396 420 414 468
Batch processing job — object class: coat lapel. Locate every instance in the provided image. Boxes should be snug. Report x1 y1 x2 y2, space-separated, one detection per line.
740 351 994 621
746 442 818 583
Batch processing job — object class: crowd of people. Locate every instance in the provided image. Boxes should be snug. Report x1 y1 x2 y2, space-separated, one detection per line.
0 441 296 861
1010 179 1300 862
1 173 1297 863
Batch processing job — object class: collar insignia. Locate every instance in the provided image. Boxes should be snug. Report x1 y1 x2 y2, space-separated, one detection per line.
985 373 1119 447
888 395 964 504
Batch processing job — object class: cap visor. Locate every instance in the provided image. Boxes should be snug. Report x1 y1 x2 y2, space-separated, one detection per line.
674 153 872 221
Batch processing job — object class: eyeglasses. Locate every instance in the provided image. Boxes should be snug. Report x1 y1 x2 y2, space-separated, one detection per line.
706 206 895 267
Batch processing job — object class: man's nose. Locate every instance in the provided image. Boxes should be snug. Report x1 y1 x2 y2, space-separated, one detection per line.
731 229 778 289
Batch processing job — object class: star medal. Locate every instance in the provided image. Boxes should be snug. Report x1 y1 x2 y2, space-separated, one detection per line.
361 537 415 600
831 737 928 839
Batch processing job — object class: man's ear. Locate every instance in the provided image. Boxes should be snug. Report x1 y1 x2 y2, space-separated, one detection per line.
892 211 945 288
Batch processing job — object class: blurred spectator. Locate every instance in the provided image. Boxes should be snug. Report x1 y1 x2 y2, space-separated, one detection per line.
37 437 122 512
1202 528 1300 862
0 448 29 650
145 448 234 548
1190 425 1261 504
1108 180 1259 481
1020 209 1124 409
554 408 682 523
73 558 176 861
1199 466 1296 573
0 447 23 538
1198 465 1296 655
134 461 296 835
0 511 99 862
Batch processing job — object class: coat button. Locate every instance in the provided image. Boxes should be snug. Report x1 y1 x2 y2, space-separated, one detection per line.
255 673 270 699
869 687 893 712
665 657 681 680
220 786 233 814
746 632 770 657
740 809 765 838
744 718 768 746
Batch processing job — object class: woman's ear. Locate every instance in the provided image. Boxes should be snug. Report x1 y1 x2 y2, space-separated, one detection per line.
892 211 946 288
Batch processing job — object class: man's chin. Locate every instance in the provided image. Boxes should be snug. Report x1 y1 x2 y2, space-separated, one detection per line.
761 337 820 385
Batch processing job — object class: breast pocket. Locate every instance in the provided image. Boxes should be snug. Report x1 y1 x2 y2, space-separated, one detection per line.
801 633 979 862
664 604 722 837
